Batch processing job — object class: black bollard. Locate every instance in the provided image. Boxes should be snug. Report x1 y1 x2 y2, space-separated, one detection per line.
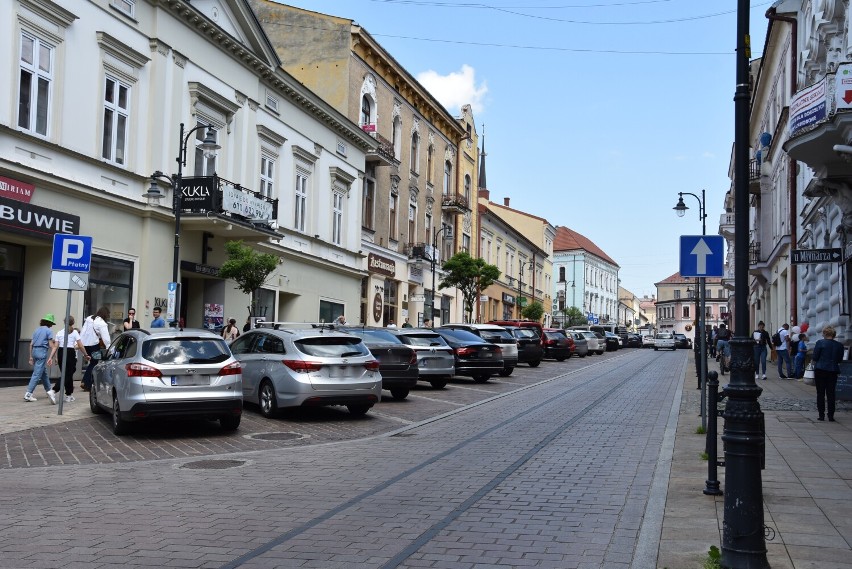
704 370 723 496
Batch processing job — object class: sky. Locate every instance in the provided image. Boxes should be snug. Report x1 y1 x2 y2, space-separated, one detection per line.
274 0 771 298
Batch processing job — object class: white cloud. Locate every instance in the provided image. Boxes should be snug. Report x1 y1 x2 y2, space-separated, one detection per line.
416 64 488 115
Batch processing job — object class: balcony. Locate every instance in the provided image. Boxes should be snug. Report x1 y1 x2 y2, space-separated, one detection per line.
404 242 428 261
719 212 735 239
363 128 396 166
748 159 761 195
441 192 469 214
748 241 761 265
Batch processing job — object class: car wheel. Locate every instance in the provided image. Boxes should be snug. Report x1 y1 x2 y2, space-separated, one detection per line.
529 361 541 368
556 356 566 362
346 404 371 416
473 374 491 383
579 354 586 358
390 388 409 400
220 415 241 431
597 350 605 355
498 366 514 377
258 380 279 418
429 379 448 389
89 383 104 414
112 395 129 436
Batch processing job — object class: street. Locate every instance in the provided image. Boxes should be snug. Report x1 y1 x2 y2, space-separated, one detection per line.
0 348 683 568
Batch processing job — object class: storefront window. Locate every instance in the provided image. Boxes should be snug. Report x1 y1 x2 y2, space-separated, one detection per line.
382 279 398 326
319 300 344 323
254 287 275 320
84 255 133 337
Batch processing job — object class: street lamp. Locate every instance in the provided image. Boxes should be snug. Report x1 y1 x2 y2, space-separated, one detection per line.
148 123 220 326
674 190 708 431
517 259 534 319
428 223 453 324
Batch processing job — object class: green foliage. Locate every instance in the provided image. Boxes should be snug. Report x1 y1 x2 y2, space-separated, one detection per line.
700 452 709 461
439 252 501 322
521 301 545 321
696 425 707 434
563 306 587 327
703 545 721 569
217 240 279 316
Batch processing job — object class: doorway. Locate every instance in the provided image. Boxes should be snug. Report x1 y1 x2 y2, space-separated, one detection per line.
0 275 22 368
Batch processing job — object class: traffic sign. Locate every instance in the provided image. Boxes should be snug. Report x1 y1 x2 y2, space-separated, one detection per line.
791 248 841 264
49 271 88 291
680 235 724 277
51 234 93 273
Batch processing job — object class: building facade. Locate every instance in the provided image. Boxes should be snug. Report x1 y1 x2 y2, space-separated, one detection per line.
655 273 728 336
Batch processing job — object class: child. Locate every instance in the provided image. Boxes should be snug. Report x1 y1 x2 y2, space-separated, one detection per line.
794 333 808 379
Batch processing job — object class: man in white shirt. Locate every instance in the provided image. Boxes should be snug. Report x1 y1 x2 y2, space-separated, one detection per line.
776 323 792 379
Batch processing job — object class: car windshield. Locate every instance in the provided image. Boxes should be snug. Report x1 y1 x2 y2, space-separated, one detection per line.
544 331 565 340
398 334 449 347
656 334 673 339
514 329 539 339
343 328 403 344
479 329 514 342
142 338 231 364
295 336 370 357
437 328 484 343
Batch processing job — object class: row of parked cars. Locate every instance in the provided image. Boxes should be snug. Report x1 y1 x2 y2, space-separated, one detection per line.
87 321 640 435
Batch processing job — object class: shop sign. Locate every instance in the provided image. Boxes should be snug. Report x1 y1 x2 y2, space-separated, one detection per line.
222 184 273 220
372 292 383 322
0 196 79 239
789 77 827 136
368 253 396 277
502 293 515 305
0 175 34 203
181 260 220 276
180 176 218 211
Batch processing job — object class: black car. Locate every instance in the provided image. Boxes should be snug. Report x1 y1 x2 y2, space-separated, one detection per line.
541 329 574 361
337 327 418 400
432 328 504 383
505 326 543 366
626 334 642 348
673 333 693 349
603 331 621 351
439 324 518 376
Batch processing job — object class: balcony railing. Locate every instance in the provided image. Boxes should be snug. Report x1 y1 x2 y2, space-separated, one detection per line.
363 128 396 164
748 159 761 194
748 241 761 265
441 192 469 214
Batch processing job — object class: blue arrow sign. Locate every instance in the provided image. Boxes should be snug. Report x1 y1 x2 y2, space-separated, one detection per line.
680 235 724 277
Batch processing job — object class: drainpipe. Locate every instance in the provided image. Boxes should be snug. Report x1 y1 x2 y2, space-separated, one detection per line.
766 7 798 324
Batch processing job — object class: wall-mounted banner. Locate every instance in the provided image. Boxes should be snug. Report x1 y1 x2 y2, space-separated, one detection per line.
222 184 274 220
789 77 827 136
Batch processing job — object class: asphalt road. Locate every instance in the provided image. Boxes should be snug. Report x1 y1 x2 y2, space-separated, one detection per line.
0 347 685 568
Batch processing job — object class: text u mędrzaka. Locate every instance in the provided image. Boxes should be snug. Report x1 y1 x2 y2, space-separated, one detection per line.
0 205 75 232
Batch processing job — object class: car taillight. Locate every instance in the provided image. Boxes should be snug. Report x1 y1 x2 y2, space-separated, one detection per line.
494 346 503 355
364 360 380 371
125 363 161 377
218 361 242 376
545 339 556 346
283 360 323 372
408 351 417 365
455 347 474 356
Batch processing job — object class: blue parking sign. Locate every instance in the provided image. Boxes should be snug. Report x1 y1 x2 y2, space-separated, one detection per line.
680 235 724 277
52 235 93 273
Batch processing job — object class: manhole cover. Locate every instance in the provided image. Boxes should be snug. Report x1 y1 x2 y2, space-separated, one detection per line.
249 432 304 441
181 459 246 470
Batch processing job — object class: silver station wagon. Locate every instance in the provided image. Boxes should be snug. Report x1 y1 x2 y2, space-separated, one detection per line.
89 328 243 435
389 328 456 389
230 328 382 417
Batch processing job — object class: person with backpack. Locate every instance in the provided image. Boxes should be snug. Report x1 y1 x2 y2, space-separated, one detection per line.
716 323 732 374
774 323 793 379
752 321 770 380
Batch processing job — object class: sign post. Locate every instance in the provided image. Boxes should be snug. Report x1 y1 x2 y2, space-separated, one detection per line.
50 235 93 415
790 248 841 264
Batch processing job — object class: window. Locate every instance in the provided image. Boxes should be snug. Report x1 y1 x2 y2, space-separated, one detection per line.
332 192 343 245
425 214 432 245
111 0 135 16
319 300 345 323
194 126 217 175
102 76 130 165
410 133 420 174
464 174 471 203
443 160 452 195
295 172 308 232
260 155 274 198
389 193 398 240
559 267 566 282
683 306 690 318
18 33 53 137
426 144 434 183
361 95 372 127
392 116 402 160
363 165 375 230
408 204 416 243
674 290 681 299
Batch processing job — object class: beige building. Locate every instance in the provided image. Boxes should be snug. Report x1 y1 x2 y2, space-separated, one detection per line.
655 273 728 336
249 2 475 326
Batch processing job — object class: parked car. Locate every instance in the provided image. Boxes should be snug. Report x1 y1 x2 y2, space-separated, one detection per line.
337 327 419 400
641 334 655 349
654 332 676 351
432 327 504 383
542 329 575 360
625 334 642 348
603 331 621 351
486 319 544 341
89 328 243 435
440 323 518 376
673 333 693 349
228 327 381 418
505 326 544 366
390 328 456 389
564 330 588 358
580 330 605 355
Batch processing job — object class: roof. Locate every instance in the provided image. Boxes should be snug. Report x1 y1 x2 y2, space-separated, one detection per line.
553 226 618 267
655 271 723 286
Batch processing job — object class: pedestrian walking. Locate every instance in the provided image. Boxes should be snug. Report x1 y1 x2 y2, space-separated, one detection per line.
222 318 240 342
775 323 793 379
123 307 140 331
49 316 88 402
80 306 111 391
710 325 718 359
25 313 58 404
811 326 845 422
752 321 770 380
150 306 166 328
794 333 808 379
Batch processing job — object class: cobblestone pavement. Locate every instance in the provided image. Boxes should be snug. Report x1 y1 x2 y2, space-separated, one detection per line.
0 349 681 568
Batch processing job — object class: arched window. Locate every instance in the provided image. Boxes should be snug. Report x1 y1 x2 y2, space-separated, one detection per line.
464 174 471 203
426 144 434 183
392 116 402 160
361 96 372 127
410 133 419 174
443 160 452 195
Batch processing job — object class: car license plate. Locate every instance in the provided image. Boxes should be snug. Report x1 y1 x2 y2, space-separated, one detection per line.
482 351 492 358
171 374 209 386
329 366 348 378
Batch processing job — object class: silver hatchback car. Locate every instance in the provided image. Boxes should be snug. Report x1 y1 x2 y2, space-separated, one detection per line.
230 328 382 417
89 328 243 435
389 328 456 389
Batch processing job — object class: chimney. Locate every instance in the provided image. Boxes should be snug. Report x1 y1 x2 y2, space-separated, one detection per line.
479 188 490 200
503 197 510 207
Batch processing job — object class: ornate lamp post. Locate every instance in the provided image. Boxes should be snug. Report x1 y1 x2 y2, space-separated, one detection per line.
428 224 453 324
517 259 534 319
147 123 220 326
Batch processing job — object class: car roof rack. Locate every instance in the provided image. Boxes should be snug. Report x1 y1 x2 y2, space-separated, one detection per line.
254 321 340 332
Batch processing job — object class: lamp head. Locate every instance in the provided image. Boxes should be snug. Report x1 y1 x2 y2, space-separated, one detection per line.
145 176 165 205
673 196 688 217
199 125 221 159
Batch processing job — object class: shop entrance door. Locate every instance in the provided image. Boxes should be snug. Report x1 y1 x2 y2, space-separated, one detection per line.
0 275 22 368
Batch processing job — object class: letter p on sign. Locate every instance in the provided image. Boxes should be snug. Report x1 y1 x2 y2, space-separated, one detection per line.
52 234 93 273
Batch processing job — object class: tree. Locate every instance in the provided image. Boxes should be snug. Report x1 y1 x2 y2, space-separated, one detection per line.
438 251 500 322
562 306 587 327
521 301 545 322
217 240 279 319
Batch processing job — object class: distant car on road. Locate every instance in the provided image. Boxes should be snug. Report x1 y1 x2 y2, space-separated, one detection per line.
440 323 518 376
432 327 504 383
603 331 621 351
337 327 419 400
390 328 456 389
673 333 692 349
507 326 544 366
641 335 655 349
654 333 676 351
564 330 588 358
625 334 642 348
